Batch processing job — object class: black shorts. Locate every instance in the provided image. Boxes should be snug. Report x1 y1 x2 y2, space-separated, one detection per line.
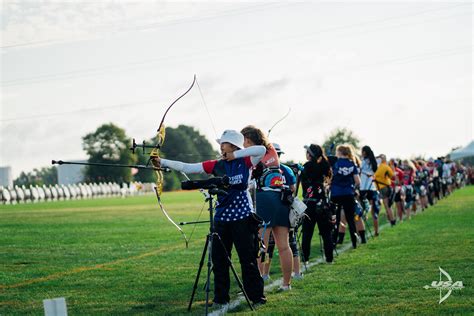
360 190 377 201
404 185 414 203
394 187 404 203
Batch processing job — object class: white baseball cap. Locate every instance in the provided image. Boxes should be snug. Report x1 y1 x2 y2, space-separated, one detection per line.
272 143 284 154
216 130 244 148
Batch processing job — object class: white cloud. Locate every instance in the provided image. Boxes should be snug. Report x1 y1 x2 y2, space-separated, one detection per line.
1 2 472 178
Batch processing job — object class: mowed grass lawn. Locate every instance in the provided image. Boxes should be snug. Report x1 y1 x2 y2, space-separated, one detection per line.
252 187 474 315
1 187 473 315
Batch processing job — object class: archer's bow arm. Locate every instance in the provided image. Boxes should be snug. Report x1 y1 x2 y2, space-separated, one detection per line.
160 160 207 174
158 145 266 174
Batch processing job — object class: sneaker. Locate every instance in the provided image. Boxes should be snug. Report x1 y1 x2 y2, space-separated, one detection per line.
292 273 304 280
207 300 229 308
210 302 229 311
302 263 310 272
262 274 271 282
355 233 361 244
277 285 292 292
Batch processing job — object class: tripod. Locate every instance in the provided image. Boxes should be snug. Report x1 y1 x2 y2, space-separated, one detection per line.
187 187 254 314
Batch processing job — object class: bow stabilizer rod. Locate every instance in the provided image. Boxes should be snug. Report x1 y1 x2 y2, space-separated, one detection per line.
130 138 162 154
52 160 171 172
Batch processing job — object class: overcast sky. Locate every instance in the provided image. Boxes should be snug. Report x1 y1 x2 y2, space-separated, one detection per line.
1 1 472 178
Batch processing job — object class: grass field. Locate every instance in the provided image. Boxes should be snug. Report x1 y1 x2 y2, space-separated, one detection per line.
1 187 473 315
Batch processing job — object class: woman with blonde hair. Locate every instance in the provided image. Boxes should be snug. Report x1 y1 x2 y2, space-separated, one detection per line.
328 144 361 249
374 154 396 230
335 145 368 244
241 125 293 291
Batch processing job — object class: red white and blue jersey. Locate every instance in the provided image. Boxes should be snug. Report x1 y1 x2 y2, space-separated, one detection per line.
202 157 254 222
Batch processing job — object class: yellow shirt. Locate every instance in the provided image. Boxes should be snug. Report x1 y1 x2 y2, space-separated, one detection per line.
374 162 393 189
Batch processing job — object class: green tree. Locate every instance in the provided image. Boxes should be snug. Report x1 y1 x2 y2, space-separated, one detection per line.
82 123 133 183
134 125 218 191
322 128 361 155
14 167 57 186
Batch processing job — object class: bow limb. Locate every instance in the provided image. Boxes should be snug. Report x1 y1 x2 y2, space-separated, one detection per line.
146 76 195 166
151 147 189 246
267 107 291 137
157 75 196 133
153 185 189 248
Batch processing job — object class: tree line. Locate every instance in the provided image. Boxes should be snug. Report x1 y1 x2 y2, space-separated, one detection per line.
14 123 219 191
14 125 362 191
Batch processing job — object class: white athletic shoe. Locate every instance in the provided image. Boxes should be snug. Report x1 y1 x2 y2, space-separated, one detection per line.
277 285 292 292
292 273 304 280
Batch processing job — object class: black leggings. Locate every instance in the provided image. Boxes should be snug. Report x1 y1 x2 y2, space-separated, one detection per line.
301 201 334 262
331 195 358 248
212 216 264 304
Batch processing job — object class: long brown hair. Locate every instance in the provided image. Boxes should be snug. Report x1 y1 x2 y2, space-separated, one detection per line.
241 125 271 149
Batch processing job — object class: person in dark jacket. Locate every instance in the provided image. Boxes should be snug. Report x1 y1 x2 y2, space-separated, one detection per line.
300 144 335 263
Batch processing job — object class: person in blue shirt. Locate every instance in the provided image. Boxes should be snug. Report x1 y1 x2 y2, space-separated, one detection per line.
261 143 303 281
328 144 361 249
152 129 267 306
241 126 293 291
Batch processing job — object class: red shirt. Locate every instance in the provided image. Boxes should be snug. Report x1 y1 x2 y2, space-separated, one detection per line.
392 167 404 187
261 145 280 168
402 168 414 185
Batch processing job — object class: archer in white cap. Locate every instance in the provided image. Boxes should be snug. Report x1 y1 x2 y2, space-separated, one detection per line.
216 129 244 149
152 129 268 306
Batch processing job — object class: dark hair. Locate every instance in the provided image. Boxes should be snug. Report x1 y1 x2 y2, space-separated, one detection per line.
306 144 324 161
240 125 271 149
307 144 332 179
362 145 377 173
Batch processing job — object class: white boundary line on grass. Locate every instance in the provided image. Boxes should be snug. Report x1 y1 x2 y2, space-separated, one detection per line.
209 221 392 316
